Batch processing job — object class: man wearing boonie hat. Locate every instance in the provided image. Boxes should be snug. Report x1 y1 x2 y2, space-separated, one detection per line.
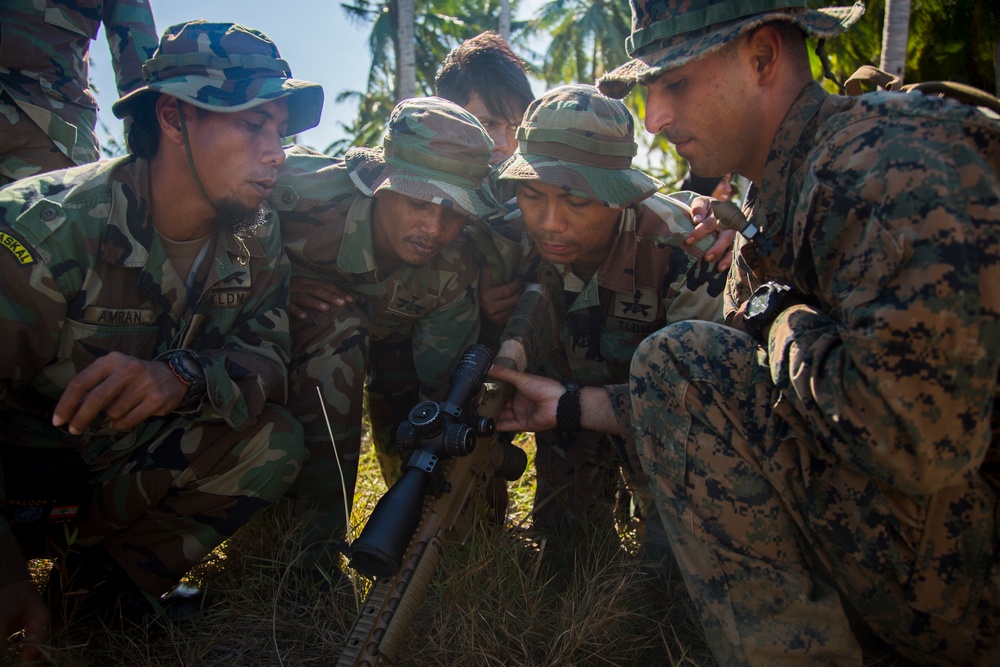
0 21 319 655
492 1 1000 664
272 96 498 574
475 83 726 546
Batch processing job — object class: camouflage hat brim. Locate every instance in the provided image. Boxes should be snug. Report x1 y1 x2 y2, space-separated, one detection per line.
346 146 501 221
497 152 663 209
112 76 324 136
597 2 865 99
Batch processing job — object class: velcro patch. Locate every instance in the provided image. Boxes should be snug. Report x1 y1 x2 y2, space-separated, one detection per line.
612 286 657 322
0 231 35 265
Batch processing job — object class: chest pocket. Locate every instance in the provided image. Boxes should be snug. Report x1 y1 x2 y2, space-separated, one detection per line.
57 316 160 372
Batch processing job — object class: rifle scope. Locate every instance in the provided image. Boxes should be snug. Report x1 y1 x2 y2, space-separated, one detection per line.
350 344 495 577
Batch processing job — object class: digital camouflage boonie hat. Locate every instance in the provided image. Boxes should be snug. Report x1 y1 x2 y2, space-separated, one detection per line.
112 21 323 135
496 83 663 208
346 96 500 221
597 0 865 99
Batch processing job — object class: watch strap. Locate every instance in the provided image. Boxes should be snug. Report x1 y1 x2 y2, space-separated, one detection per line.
556 382 582 433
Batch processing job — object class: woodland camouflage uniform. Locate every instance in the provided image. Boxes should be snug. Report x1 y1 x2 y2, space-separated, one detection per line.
275 97 496 566
0 20 322 599
0 0 158 183
599 1 1000 664
482 84 725 536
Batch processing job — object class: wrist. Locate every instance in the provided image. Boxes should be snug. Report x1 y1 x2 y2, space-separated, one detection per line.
743 282 816 340
165 350 206 410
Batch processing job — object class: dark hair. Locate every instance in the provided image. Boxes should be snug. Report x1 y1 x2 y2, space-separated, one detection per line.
124 94 215 159
124 92 163 159
435 31 534 125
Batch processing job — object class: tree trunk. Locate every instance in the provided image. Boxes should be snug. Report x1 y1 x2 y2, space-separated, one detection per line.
396 0 416 102
880 0 912 83
994 38 999 95
498 0 511 41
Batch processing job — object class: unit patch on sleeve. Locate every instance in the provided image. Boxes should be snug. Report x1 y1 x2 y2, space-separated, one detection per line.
0 231 36 265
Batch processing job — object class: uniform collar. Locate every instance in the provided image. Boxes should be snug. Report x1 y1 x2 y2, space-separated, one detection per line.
103 156 267 268
337 194 380 274
749 81 829 239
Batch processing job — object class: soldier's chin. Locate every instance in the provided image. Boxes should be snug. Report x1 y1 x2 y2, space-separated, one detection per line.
214 199 268 235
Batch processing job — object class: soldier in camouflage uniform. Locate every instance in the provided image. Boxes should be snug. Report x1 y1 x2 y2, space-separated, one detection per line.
0 0 158 184
493 1 999 665
478 83 726 539
273 98 497 570
0 21 321 659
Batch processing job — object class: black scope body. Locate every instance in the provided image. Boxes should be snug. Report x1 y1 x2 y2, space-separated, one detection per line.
350 344 496 578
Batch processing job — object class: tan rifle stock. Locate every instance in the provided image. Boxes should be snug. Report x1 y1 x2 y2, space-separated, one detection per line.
337 267 561 666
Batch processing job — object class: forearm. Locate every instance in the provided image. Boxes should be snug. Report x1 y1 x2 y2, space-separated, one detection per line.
581 385 628 436
104 0 159 97
769 303 996 494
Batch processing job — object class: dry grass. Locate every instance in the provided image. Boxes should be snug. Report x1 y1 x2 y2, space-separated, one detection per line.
6 431 899 666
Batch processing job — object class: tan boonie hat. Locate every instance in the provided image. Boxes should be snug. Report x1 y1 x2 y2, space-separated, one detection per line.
597 0 866 99
346 96 500 221
112 21 323 135
496 84 663 208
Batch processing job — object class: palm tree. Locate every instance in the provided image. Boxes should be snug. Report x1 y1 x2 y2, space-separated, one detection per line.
533 0 630 84
334 0 533 155
815 0 996 94
397 0 417 100
499 0 511 40
880 0 911 81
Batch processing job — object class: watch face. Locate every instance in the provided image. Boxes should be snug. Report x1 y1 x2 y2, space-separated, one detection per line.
747 292 769 318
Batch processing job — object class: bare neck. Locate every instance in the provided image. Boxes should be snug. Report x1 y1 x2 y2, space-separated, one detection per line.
147 149 217 242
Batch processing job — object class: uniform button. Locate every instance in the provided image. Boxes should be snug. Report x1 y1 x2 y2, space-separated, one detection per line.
281 191 294 205
40 207 58 221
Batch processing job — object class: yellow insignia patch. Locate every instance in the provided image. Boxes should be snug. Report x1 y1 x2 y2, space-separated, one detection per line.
0 231 35 265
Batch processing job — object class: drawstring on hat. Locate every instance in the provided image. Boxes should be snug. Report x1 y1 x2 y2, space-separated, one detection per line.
176 100 219 212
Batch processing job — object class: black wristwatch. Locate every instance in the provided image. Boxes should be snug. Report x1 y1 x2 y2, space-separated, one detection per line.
165 349 206 410
556 381 582 433
743 282 812 340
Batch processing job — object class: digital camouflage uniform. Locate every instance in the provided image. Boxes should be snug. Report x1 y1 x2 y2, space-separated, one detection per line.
274 99 497 564
0 0 158 183
599 1 1000 665
483 84 726 536
0 21 323 599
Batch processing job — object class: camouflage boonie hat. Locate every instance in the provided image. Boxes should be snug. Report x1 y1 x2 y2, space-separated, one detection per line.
496 84 663 208
112 21 323 135
346 96 500 221
597 0 866 99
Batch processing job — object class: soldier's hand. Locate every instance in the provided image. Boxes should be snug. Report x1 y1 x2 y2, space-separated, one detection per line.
686 196 735 272
289 276 355 319
479 266 523 326
52 352 187 435
0 579 50 666
487 364 563 433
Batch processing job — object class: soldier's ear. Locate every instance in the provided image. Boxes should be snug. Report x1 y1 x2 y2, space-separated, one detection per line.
156 96 185 144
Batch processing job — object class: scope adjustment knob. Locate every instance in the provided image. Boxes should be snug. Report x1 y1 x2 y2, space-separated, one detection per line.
408 400 443 437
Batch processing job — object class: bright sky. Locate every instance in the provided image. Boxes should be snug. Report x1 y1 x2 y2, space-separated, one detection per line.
90 0 547 155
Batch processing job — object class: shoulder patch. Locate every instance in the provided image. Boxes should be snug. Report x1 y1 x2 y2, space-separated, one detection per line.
0 231 36 265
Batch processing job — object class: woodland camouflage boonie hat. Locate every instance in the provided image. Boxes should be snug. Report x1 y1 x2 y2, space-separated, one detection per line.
346 96 500 221
597 0 866 98
112 21 324 135
496 83 663 208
